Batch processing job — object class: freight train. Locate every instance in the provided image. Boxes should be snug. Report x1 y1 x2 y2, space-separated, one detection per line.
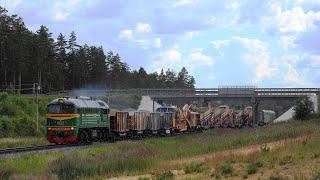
46 96 273 144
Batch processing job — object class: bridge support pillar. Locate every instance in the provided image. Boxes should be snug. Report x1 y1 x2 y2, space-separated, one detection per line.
317 92 320 113
251 96 259 127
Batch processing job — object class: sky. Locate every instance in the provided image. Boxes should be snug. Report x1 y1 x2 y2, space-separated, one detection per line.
1 0 320 88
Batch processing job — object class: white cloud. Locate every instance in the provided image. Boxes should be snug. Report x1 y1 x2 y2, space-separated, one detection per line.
284 64 302 83
1 0 22 7
118 23 158 49
280 54 301 64
54 12 70 21
225 1 239 10
185 31 200 40
153 38 162 48
263 6 320 33
118 29 133 39
210 40 230 49
234 36 278 83
208 75 216 81
172 0 200 7
149 47 214 74
308 55 320 67
136 23 151 33
205 16 216 25
189 49 214 66
280 35 297 50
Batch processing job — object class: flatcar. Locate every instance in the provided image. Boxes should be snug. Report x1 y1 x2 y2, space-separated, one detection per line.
46 96 110 144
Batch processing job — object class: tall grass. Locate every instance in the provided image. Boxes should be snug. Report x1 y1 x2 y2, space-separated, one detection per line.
0 92 56 137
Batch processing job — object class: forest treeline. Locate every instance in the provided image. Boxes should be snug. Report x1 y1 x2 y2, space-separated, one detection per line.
0 7 195 93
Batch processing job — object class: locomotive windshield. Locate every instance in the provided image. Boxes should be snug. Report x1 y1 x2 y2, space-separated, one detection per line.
48 104 75 114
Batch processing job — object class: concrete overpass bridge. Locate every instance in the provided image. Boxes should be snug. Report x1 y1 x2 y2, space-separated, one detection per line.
104 87 320 98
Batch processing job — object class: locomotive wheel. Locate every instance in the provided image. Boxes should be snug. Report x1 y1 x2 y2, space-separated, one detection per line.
79 130 86 143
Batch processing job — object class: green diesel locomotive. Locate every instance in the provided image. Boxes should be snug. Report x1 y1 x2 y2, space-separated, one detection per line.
46 96 110 144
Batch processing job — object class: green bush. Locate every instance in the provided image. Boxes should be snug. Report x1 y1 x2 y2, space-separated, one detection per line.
184 162 207 173
246 161 262 175
294 97 314 120
220 163 234 176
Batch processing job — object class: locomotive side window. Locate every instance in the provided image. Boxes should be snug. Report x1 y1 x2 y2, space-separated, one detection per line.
102 109 109 114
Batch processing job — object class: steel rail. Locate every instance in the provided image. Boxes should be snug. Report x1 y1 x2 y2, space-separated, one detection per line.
0 143 89 155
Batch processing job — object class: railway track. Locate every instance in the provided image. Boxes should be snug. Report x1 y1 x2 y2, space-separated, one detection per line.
0 144 90 155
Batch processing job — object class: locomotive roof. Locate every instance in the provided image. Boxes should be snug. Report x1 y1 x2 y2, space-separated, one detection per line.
49 97 109 109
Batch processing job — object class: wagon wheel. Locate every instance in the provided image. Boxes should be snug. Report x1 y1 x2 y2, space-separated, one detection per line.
79 130 87 143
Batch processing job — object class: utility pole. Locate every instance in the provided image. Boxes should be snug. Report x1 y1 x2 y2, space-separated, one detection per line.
34 83 41 133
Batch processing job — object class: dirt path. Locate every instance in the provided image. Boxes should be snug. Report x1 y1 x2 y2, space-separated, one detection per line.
167 135 308 167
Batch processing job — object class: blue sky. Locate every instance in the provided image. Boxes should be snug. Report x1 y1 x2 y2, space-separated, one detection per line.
1 0 320 88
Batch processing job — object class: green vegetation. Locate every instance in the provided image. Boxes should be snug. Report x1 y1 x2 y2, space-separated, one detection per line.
0 92 56 137
184 163 208 174
294 96 315 120
246 160 262 175
220 163 234 176
0 137 48 148
0 119 319 179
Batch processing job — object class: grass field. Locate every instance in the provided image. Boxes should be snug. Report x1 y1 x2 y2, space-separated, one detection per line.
0 119 319 179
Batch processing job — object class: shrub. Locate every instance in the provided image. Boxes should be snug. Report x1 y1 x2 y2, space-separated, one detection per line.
294 97 314 120
220 163 234 176
246 160 262 175
0 92 8 101
0 116 14 137
154 170 174 180
184 162 207 173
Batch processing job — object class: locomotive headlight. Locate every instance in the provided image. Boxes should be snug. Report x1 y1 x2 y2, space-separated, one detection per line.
71 127 74 130
48 127 51 130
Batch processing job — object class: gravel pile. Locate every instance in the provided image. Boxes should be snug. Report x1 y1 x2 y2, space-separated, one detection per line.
138 96 161 112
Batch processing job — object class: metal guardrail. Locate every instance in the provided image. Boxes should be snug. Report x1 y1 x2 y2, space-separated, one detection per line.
102 88 320 98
